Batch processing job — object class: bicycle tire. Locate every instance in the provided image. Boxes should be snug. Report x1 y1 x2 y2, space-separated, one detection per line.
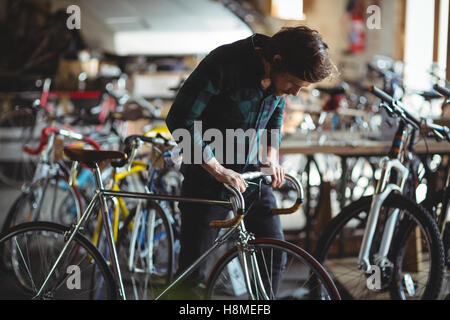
417 188 449 269
116 200 175 300
0 221 117 299
314 194 445 300
0 108 37 187
205 238 341 300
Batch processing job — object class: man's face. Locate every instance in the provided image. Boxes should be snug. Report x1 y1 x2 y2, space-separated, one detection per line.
270 72 311 97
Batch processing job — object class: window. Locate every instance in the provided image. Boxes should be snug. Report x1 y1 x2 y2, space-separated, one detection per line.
403 0 449 116
271 0 306 20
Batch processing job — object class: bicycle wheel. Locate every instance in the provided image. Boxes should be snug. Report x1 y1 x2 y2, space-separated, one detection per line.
1 170 84 232
116 200 174 300
314 194 445 300
0 108 37 187
0 221 117 299
205 238 340 300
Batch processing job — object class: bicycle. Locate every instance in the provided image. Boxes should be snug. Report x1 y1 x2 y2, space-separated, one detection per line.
1 126 101 233
313 85 447 300
0 145 340 300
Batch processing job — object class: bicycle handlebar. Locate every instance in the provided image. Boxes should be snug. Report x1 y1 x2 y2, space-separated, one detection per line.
433 84 450 97
112 134 177 168
369 86 450 142
367 63 404 84
421 119 450 142
369 86 421 128
23 127 58 155
23 126 101 155
369 85 395 105
210 172 304 229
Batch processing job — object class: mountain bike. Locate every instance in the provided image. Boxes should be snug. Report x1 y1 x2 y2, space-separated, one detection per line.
314 86 447 300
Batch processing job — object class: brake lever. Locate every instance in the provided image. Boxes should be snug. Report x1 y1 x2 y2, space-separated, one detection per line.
432 130 444 142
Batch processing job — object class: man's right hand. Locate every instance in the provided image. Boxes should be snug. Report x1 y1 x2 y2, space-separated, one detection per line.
201 158 247 193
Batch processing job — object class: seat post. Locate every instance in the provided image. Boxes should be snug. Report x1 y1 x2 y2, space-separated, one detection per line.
93 163 127 300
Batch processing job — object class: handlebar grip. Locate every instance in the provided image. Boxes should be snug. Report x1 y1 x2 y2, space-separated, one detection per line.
272 200 303 215
369 86 394 105
433 84 450 97
210 214 244 229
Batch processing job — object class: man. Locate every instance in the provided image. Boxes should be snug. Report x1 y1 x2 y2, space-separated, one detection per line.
166 25 333 298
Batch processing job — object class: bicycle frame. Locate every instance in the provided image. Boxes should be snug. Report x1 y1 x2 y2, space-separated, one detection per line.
34 164 300 300
33 163 231 300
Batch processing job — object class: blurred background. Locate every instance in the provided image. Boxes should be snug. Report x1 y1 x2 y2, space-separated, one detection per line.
0 0 449 300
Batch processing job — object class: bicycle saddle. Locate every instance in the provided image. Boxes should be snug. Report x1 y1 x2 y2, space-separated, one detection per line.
64 147 126 164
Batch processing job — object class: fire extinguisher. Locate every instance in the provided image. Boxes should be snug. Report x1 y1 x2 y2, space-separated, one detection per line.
347 0 366 53
349 15 366 53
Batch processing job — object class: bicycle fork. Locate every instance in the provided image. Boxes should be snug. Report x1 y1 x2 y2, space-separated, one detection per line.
236 223 271 300
357 157 410 272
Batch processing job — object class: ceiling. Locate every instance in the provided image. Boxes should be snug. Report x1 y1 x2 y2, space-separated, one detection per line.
69 0 253 56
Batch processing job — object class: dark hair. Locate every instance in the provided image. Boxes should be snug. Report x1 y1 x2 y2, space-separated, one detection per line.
263 26 333 83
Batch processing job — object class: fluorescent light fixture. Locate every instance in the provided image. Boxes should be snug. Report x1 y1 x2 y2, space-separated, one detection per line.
271 0 306 20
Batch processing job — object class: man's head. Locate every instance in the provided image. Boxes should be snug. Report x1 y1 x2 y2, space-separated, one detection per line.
262 26 334 96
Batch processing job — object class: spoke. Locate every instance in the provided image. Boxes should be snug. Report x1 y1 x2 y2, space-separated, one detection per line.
14 236 38 292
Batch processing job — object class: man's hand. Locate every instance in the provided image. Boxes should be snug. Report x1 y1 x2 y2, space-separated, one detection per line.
262 146 285 188
201 158 247 193
261 161 285 188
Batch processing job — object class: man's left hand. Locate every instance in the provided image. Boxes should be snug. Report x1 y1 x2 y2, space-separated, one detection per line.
261 161 285 188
